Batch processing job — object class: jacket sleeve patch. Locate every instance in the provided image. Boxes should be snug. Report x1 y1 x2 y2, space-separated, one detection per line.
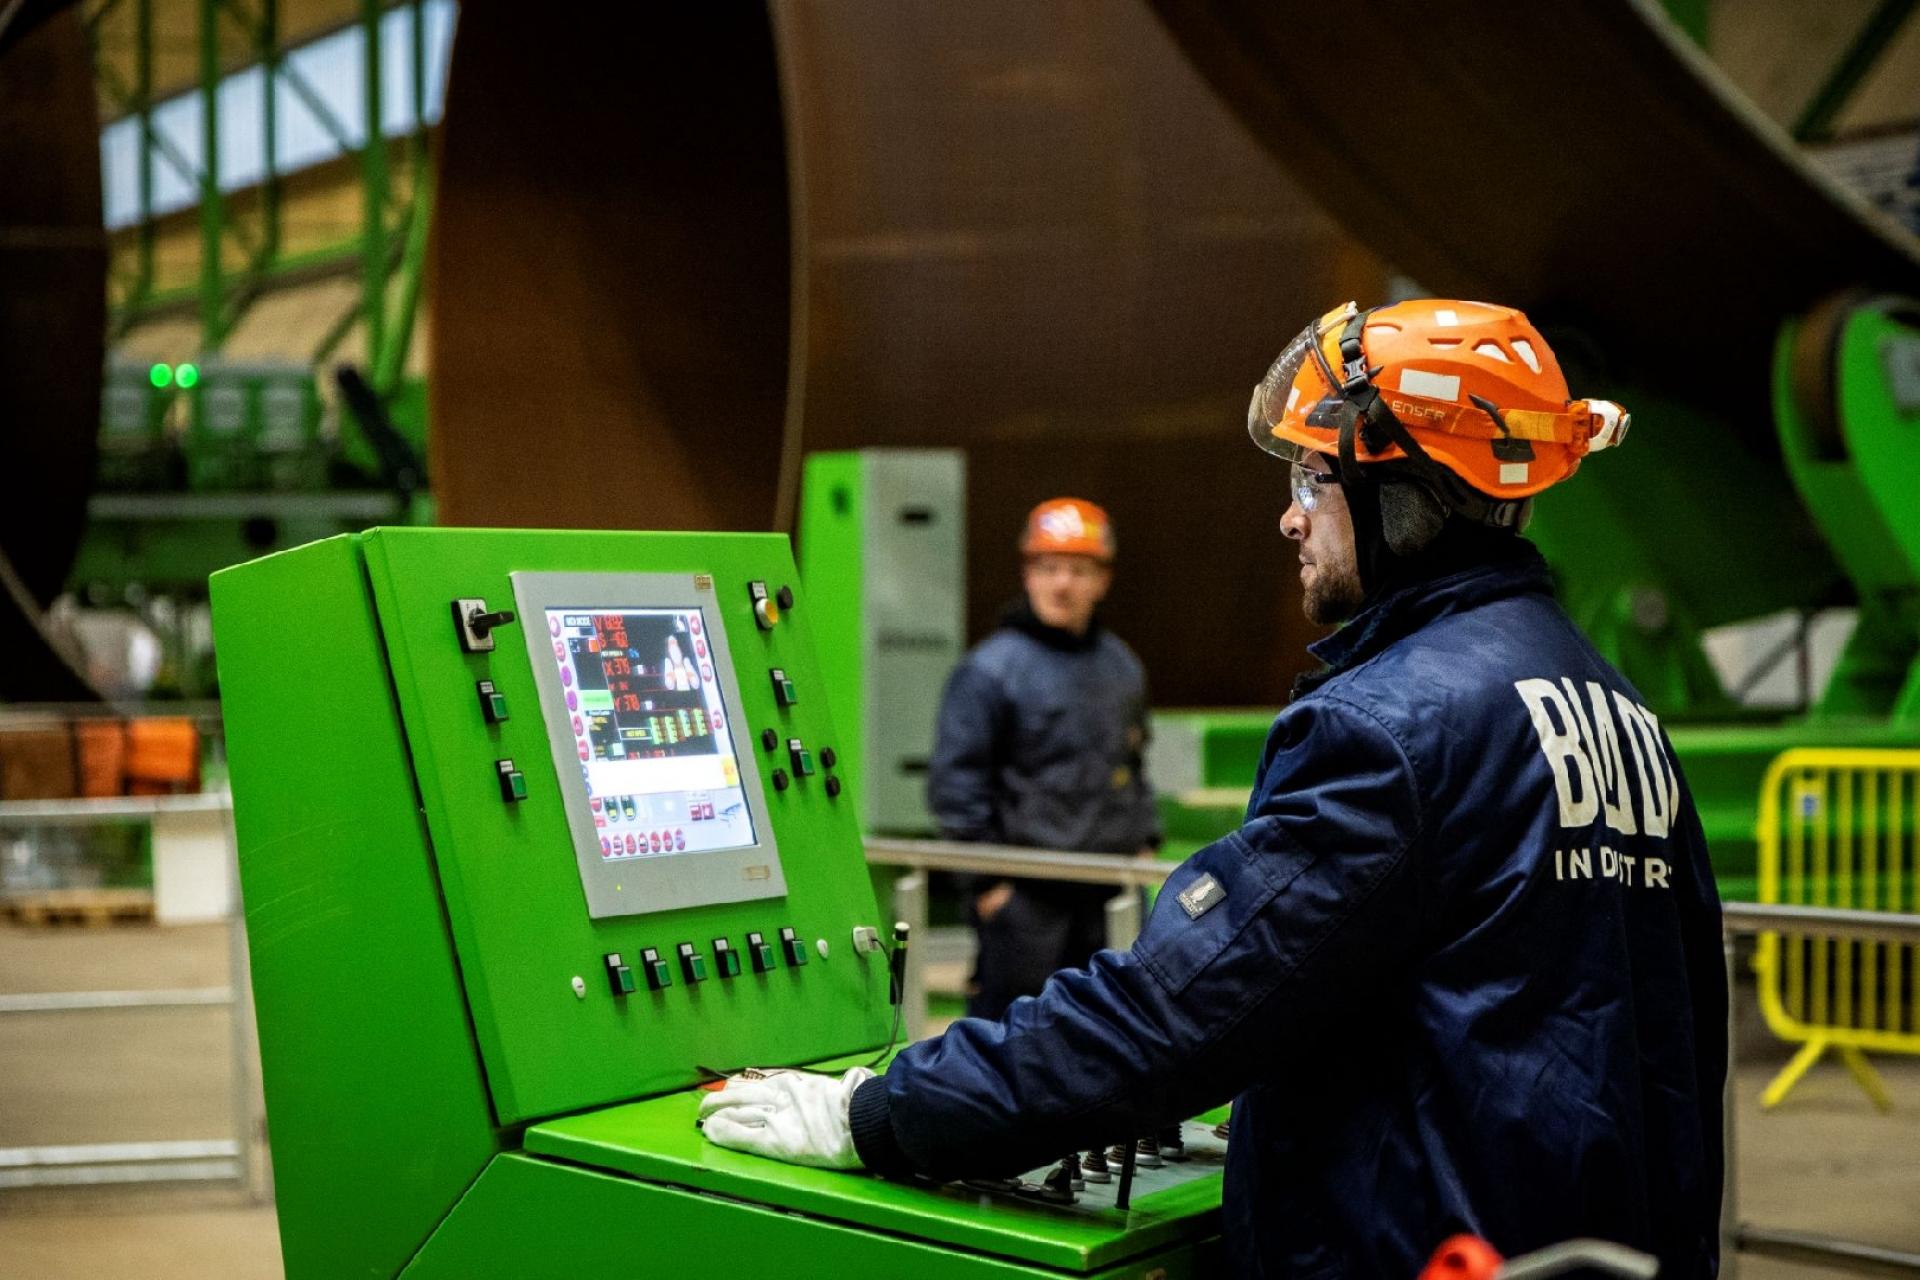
1177 873 1226 919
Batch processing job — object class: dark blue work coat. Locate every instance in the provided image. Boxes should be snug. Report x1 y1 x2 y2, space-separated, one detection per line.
927 603 1160 858
852 545 1726 1278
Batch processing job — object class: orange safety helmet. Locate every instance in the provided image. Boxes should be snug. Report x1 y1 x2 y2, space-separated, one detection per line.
1020 497 1116 561
1247 299 1628 527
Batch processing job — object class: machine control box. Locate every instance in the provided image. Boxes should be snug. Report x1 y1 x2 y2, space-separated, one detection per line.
216 529 888 1128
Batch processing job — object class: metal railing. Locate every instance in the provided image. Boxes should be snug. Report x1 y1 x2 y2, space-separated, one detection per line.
865 839 1920 1276
864 837 1171 1040
0 796 262 1196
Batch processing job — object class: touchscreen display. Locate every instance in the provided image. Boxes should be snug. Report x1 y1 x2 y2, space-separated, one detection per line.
545 606 756 860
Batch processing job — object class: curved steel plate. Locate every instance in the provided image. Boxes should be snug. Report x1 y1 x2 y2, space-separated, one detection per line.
0 6 103 700
432 2 1385 704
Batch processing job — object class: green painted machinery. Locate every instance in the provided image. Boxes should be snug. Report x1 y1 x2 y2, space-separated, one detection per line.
212 527 1222 1278
799 449 966 836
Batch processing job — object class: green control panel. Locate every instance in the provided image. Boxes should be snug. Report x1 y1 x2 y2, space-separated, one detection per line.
217 529 885 1126
213 527 1221 1279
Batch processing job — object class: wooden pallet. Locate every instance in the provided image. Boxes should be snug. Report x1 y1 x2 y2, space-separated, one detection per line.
0 887 154 927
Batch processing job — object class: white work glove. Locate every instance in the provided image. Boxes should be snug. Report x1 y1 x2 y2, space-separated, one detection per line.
696 1067 874 1169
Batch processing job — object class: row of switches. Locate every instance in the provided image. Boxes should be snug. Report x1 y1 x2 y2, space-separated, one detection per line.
602 928 806 995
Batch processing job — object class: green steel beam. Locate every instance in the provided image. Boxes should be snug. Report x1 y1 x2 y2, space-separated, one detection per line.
197 0 222 350
1793 0 1918 143
372 0 434 397
133 0 155 311
374 168 431 396
361 0 388 366
254 0 280 266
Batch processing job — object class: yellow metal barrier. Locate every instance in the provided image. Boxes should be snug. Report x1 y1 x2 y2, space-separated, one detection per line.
1754 748 1920 1110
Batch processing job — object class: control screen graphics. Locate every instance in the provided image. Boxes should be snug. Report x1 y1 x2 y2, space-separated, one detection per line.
546 607 756 859
512 571 787 918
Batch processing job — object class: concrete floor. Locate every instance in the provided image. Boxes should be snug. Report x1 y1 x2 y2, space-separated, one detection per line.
3 921 1918 1278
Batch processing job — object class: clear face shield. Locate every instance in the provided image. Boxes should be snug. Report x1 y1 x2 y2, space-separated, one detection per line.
1245 301 1356 463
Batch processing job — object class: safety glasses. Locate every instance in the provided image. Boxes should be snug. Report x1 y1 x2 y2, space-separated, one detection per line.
1290 462 1340 512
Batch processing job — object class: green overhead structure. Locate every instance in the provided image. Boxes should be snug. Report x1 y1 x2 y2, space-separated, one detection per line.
212 527 1222 1278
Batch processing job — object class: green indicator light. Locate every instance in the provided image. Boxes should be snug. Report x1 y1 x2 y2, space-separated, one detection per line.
148 363 172 389
174 362 200 389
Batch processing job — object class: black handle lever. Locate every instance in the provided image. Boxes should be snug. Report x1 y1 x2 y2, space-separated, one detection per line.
453 598 518 653
469 607 516 638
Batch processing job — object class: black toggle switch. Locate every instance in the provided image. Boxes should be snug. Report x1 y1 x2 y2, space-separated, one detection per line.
820 746 837 769
452 598 517 652
779 926 809 967
776 584 795 611
825 776 842 800
761 727 779 753
770 768 789 792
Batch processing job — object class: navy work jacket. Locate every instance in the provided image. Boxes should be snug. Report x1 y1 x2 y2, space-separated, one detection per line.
852 544 1726 1277
927 602 1160 857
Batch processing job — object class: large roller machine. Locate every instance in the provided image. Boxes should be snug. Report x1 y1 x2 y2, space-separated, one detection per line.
212 527 1222 1278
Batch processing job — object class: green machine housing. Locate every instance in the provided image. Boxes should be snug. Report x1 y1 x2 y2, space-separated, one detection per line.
212 527 1222 1278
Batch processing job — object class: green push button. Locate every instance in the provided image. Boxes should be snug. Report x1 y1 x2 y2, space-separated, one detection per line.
678 943 707 984
770 668 798 707
497 759 527 802
747 932 776 973
779 926 808 967
787 739 815 778
713 939 742 978
605 953 636 996
477 679 510 724
641 948 671 991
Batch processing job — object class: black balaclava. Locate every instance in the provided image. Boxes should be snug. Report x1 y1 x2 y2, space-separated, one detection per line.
1345 467 1527 603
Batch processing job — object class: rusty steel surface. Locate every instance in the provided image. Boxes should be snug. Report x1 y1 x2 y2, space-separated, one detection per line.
433 2 1382 704
0 4 103 701
1145 0 1920 628
1146 0 1920 420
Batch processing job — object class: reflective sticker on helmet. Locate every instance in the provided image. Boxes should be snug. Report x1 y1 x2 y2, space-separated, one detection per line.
1499 462 1531 485
1434 309 1460 326
1400 369 1462 402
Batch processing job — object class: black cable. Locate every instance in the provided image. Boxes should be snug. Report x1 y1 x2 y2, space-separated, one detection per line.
864 921 911 1070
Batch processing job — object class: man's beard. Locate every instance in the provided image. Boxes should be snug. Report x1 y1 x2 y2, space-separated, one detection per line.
1302 555 1365 625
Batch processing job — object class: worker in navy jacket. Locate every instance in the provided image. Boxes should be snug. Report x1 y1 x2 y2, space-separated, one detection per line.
701 300 1725 1278
927 496 1161 1019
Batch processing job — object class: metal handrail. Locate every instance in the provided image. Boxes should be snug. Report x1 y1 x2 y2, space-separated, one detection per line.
863 836 1173 888
1723 900 1920 946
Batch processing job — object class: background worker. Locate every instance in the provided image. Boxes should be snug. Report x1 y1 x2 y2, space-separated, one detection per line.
701 299 1726 1277
926 497 1160 1022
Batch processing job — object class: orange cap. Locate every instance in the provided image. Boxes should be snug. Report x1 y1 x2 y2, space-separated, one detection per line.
1020 498 1115 561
